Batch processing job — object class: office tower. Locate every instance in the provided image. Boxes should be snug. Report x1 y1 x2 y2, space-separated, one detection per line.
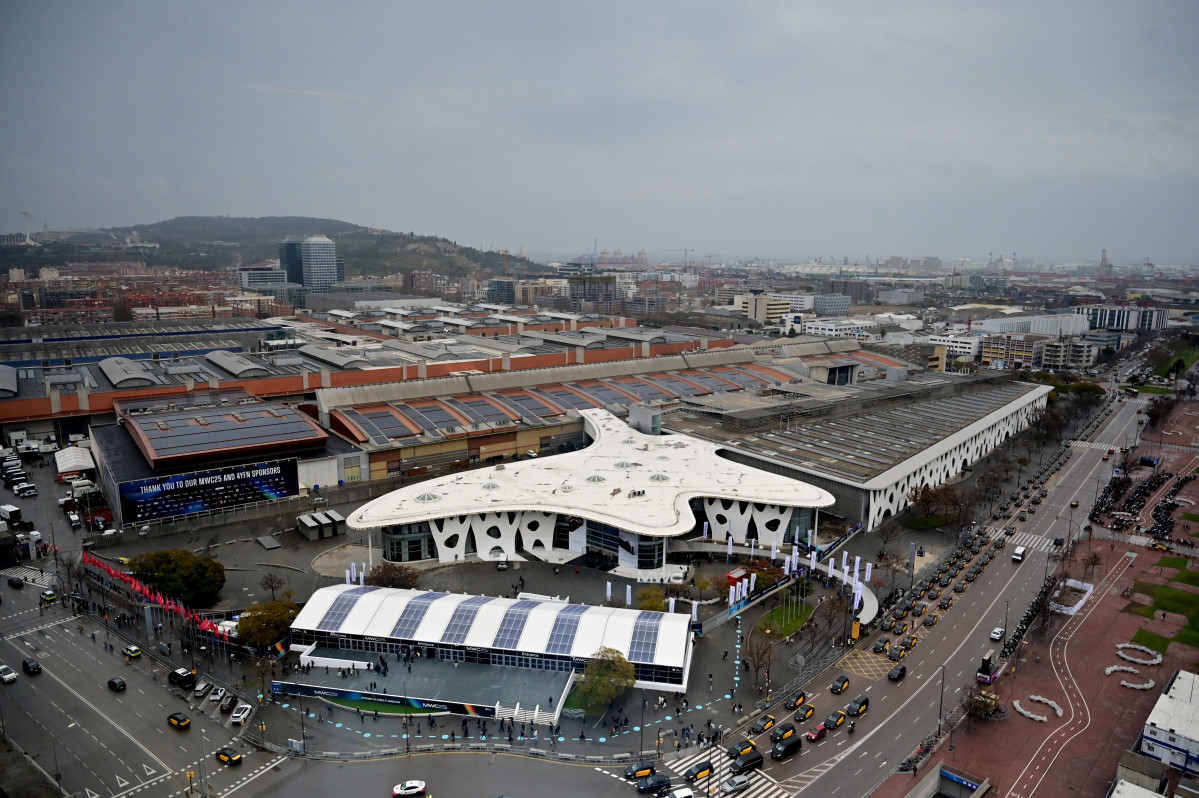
279 236 304 284
301 236 338 292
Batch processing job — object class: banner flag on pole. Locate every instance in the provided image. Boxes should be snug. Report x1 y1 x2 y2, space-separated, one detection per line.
691 600 698 621
345 569 351 584
750 573 757 593
669 597 676 613
350 562 356 582
704 521 709 539
606 581 612 600
626 585 632 606
771 542 778 561
864 562 873 582
809 551 817 571
727 536 734 555
729 585 736 606
842 550 849 572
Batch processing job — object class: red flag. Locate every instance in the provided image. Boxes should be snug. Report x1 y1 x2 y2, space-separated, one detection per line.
223 629 230 643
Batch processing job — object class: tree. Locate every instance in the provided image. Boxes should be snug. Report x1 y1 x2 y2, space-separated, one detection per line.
695 575 712 598
1081 552 1103 577
664 582 691 601
366 562 421 589
744 626 775 689
575 647 635 710
133 549 225 608
876 516 904 556
258 572 286 602
637 586 666 611
236 599 301 651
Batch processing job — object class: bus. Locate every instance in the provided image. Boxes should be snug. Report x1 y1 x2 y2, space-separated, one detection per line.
1124 387 1139 397
976 649 1001 684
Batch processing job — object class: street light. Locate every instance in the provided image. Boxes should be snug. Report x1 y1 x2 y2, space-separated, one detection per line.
52 722 76 795
1004 600 1010 642
937 665 946 735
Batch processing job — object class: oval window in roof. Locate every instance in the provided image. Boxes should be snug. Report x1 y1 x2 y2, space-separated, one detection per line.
615 461 636 469
482 482 500 490
559 484 574 493
650 473 670 482
415 492 441 502
585 475 606 483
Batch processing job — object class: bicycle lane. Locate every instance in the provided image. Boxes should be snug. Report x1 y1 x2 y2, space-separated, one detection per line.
1006 550 1135 798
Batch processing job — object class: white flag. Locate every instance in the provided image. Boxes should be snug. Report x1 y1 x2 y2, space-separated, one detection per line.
691 600 698 620
842 550 849 572
771 542 778 561
669 597 676 613
704 521 709 539
729 585 736 606
782 554 791 575
345 569 351 585
350 562 356 581
626 585 632 606
853 555 861 581
864 562 873 582
750 573 757 593
606 581 612 600
809 551 816 571
727 536 734 555
792 545 799 565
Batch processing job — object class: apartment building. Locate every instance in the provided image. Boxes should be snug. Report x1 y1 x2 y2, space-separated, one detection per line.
980 333 1049 369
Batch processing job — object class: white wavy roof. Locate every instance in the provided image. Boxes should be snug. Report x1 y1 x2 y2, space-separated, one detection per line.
348 409 835 537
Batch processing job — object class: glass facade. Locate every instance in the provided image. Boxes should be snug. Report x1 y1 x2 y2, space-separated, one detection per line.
382 521 434 562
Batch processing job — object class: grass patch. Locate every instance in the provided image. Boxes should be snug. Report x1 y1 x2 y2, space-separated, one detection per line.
1171 570 1199 588
1155 348 1199 378
1157 556 1189 570
1183 512 1199 522
1151 585 1199 616
1133 628 1172 654
1177 627 1199 649
1126 603 1156 619
757 603 814 639
906 514 953 530
563 688 591 712
1121 384 1174 395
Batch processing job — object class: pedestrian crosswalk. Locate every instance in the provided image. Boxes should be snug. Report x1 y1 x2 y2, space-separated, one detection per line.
1 565 54 586
1004 531 1053 552
657 746 791 798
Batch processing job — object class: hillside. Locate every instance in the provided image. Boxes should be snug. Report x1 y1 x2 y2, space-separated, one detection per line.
0 216 545 279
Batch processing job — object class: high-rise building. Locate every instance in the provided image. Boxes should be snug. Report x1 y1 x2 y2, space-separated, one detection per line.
279 237 304 284
301 236 338 292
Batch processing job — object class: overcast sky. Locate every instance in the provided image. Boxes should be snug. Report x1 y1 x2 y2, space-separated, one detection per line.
3 2 1196 265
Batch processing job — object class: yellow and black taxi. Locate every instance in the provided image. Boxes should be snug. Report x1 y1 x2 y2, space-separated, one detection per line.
749 714 775 734
880 616 897 632
892 621 909 636
726 739 756 758
684 760 714 783
215 747 242 766
769 722 796 743
923 613 940 628
823 710 847 730
830 675 850 694
900 634 918 652
872 637 891 654
1070 500 1079 508
887 645 906 661
624 761 655 779
168 712 190 729
783 691 807 710
793 703 815 722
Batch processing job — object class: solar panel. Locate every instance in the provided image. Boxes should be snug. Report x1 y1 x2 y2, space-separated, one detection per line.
315 586 378 632
393 405 440 432
361 409 419 440
440 595 495 644
628 611 664 663
538 387 600 410
341 409 392 444
390 592 449 639
491 600 541 650
543 604 590 655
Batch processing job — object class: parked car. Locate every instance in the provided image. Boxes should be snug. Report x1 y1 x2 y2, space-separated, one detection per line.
230 704 252 725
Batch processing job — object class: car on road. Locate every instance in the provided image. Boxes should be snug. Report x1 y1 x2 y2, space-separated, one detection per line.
683 761 713 783
880 616 896 632
805 724 828 741
783 691 807 710
771 735 803 761
888 664 907 681
719 775 750 794
209 687 226 703
121 645 141 658
636 773 672 794
230 704 252 725
1070 500 1079 508
215 747 242 766
749 714 775 734
0 665 16 683
107 677 126 692
872 638 890 654
900 635 918 651
823 710 846 730
830 676 850 694
953 581 967 593
990 627 1006 640
926 588 941 601
793 704 815 722
392 782 426 797
938 575 951 587
39 589 56 603
846 695 869 716
923 613 939 627
626 762 655 780
6 576 22 588
21 658 40 674
911 603 926 617
220 693 238 713
168 712 190 728
769 723 795 743
888 646 906 661
893 621 909 636
727 739 756 758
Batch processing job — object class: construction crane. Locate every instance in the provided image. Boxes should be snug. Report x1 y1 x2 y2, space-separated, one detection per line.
663 249 694 270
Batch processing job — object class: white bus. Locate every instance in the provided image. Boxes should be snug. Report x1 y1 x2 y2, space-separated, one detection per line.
1012 546 1026 563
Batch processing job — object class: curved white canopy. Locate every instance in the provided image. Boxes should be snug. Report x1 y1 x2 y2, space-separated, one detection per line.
349 409 834 538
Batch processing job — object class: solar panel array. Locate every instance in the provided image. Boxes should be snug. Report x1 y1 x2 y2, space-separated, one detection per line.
440 595 495 644
340 409 392 445
613 378 673 400
543 604 591 655
537 387 602 410
315 586 379 631
628 611 664 663
136 406 325 459
390 591 448 639
573 383 630 405
491 600 541 649
361 408 419 440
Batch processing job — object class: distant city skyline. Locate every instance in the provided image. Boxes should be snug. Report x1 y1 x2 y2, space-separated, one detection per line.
2 3 1196 266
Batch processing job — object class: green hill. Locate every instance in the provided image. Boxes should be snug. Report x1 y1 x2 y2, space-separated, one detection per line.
1 216 545 279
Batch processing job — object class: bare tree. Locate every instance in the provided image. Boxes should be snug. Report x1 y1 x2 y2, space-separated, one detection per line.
744 627 775 689
876 516 904 556
1081 552 1103 577
258 572 286 602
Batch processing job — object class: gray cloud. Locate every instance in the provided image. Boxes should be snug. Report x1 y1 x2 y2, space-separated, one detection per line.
2 1 1196 263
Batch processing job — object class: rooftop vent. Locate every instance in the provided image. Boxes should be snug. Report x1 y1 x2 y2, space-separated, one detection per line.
415 492 441 503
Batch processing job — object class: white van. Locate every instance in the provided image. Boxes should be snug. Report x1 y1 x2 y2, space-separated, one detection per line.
1012 546 1026 563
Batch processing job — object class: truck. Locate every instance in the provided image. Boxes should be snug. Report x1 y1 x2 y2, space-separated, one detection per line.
976 649 1002 684
0 505 34 531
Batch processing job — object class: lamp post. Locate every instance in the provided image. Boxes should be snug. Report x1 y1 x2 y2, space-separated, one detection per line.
639 688 645 754
52 722 77 795
937 664 946 735
1004 600 1010 642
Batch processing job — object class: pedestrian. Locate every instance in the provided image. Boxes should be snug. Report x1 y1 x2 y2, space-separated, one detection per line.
575 566 579 575
723 650 728 660
374 710 379 721
549 695 553 706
